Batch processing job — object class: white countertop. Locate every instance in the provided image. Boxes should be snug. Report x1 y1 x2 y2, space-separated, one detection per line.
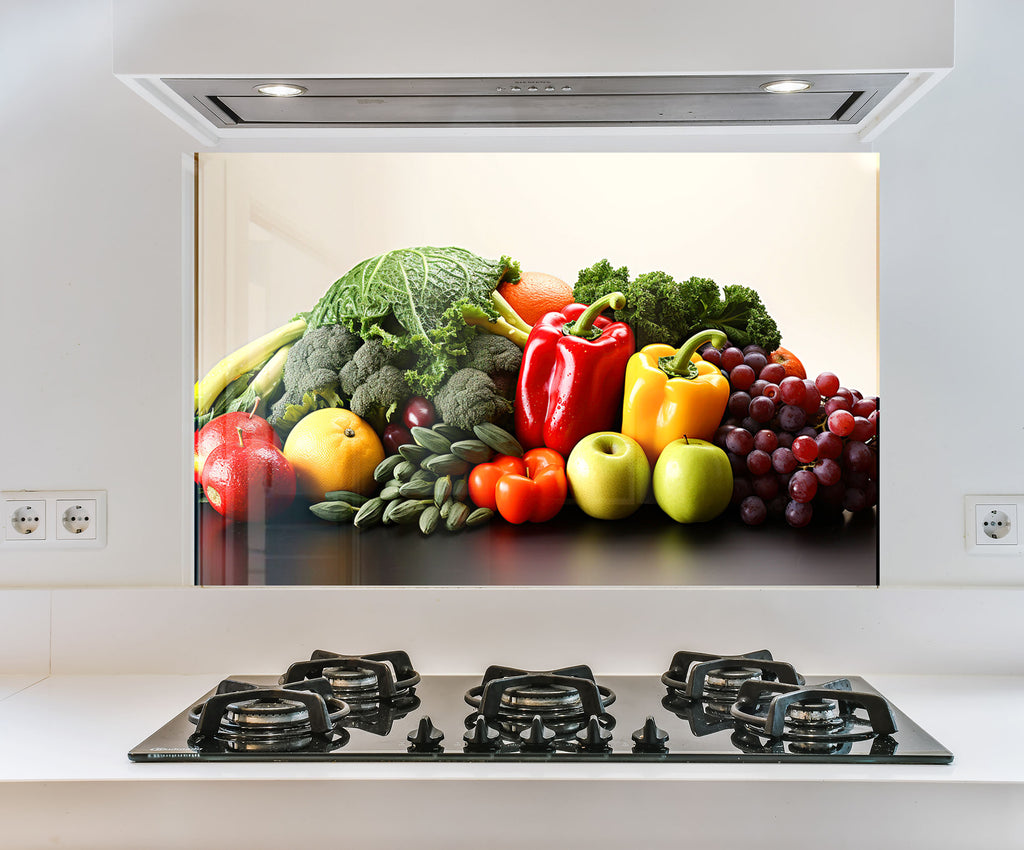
1 672 1022 848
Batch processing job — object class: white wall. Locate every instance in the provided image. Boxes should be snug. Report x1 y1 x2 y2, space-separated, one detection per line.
0 0 1021 588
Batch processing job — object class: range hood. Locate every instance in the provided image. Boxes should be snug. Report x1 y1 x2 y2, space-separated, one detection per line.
113 0 953 147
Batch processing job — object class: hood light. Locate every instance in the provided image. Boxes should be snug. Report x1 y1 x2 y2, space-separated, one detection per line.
255 83 307 97
760 80 813 94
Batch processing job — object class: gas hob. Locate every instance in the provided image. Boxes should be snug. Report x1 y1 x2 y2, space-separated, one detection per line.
129 649 953 764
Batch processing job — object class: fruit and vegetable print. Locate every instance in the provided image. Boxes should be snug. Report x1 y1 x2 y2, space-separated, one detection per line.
194 247 877 537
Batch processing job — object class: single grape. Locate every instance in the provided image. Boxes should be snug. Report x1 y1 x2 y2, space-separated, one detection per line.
725 428 755 456
801 380 822 416
754 429 779 453
815 372 840 397
701 346 723 367
824 396 853 416
760 363 786 384
739 495 768 526
730 364 756 391
791 435 819 464
828 409 855 437
721 347 745 371
752 473 779 500
796 426 817 440
748 395 775 423
778 404 807 432
762 383 781 402
746 449 772 475
740 416 760 433
843 440 875 474
743 344 769 359
785 499 813 528
772 447 797 474
788 469 819 503
869 409 879 433
816 431 843 460
749 379 770 398
852 398 877 417
743 352 768 375
850 416 875 442
843 487 870 512
728 391 752 418
779 376 807 406
835 387 855 405
776 431 795 449
812 457 842 486
713 425 735 449
850 388 863 402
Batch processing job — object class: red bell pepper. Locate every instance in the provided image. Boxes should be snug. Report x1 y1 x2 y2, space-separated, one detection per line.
514 292 635 458
467 449 567 524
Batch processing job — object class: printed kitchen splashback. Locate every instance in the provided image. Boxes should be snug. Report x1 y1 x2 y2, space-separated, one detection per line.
193 153 878 586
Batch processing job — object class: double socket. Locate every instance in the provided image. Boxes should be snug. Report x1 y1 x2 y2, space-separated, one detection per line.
2 490 107 548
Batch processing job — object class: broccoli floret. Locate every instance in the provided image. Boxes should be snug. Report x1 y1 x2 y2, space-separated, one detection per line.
433 368 513 432
460 333 523 376
348 365 413 433
339 339 402 397
268 324 361 431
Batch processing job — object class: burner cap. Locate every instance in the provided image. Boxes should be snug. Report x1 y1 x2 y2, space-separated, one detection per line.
224 697 311 729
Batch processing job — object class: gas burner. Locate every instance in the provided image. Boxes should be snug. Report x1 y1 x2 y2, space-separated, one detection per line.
730 677 898 744
465 665 616 737
280 649 421 708
187 677 350 753
661 649 804 705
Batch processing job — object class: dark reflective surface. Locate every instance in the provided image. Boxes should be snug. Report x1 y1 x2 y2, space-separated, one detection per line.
131 674 950 764
198 501 878 587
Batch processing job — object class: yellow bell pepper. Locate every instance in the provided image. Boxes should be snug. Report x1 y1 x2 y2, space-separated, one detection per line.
621 330 731 467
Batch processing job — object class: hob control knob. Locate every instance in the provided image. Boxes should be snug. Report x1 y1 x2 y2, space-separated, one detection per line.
520 715 557 752
407 716 444 752
576 714 613 752
631 716 669 753
463 715 501 752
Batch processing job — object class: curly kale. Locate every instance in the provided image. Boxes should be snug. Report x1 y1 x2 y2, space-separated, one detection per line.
572 260 782 351
433 368 513 432
348 365 413 433
268 324 361 433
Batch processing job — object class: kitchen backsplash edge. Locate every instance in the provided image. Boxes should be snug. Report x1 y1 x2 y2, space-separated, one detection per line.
0 585 1009 677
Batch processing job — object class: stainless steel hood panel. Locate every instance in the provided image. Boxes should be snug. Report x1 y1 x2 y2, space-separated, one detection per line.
166 74 903 129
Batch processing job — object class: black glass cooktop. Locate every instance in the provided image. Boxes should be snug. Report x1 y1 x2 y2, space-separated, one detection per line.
129 662 952 764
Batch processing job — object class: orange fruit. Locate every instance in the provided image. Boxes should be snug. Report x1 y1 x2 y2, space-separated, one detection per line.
497 271 575 326
769 346 807 379
282 408 385 501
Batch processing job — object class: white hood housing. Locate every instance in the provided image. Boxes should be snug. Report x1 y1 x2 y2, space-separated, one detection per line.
113 0 953 146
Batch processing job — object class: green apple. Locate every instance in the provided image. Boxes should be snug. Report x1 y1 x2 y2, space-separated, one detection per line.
566 432 651 520
653 437 733 523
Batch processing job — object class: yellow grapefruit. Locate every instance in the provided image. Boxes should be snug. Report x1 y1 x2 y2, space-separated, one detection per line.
282 408 385 501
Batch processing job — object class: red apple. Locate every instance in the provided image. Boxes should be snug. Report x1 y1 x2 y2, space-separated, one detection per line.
201 428 296 522
194 412 280 483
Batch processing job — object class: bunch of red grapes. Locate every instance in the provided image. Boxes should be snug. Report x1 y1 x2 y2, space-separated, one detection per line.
701 343 879 528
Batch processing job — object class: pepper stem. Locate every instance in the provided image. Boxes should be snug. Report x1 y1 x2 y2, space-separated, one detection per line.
658 329 729 380
563 291 626 341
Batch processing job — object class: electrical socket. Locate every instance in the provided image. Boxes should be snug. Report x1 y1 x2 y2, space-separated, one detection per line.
964 495 1023 556
4 499 46 541
0 490 106 549
56 499 98 540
